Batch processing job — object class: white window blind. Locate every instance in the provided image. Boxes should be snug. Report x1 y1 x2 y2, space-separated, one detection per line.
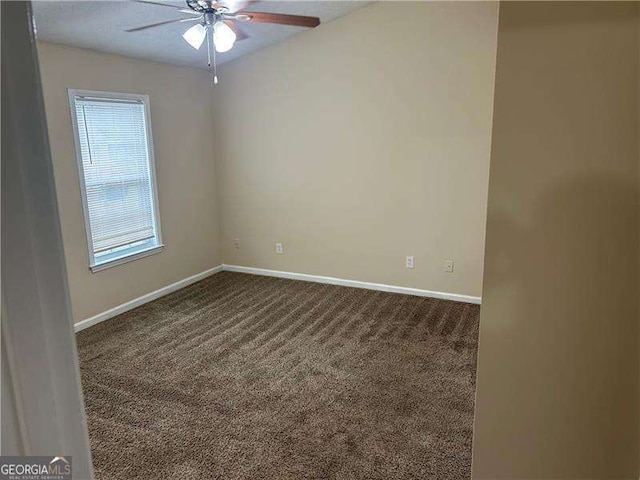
69 90 163 272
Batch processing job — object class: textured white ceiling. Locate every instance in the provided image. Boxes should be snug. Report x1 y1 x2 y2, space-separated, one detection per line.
33 1 371 68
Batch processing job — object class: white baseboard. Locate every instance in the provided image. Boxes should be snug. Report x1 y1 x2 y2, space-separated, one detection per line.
73 265 223 332
223 265 482 305
75 263 481 333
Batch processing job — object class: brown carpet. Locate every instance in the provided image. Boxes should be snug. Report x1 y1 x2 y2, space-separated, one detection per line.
76 272 480 480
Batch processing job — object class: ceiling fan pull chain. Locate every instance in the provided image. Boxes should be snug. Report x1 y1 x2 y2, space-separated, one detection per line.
206 25 212 67
205 25 218 85
213 30 218 84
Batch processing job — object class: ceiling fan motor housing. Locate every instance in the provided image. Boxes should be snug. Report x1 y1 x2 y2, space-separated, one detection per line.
186 0 225 14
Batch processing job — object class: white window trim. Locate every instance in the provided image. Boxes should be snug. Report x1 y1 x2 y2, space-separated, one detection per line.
68 88 164 273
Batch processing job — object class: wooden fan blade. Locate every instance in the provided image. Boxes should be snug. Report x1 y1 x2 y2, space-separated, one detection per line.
218 0 259 13
126 16 200 32
237 11 320 28
223 20 249 41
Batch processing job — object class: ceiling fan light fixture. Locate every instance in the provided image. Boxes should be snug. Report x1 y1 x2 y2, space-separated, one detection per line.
182 23 206 50
130 0 321 84
213 21 236 53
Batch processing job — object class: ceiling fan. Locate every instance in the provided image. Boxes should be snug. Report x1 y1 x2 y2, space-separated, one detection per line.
127 0 321 83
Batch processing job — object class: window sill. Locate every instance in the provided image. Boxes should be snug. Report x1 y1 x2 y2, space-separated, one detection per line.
90 245 164 273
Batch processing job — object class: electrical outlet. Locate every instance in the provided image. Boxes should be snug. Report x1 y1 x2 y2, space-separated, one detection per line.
444 260 454 273
275 242 284 254
234 238 240 249
405 256 415 269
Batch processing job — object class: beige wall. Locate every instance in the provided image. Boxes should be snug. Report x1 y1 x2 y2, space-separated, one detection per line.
472 2 640 478
34 2 640 473
37 43 222 323
212 1 498 298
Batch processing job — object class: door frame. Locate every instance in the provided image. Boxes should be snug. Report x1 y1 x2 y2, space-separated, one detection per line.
1 2 94 477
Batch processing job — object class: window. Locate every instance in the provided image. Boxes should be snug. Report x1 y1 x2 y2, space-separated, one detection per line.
68 89 163 272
